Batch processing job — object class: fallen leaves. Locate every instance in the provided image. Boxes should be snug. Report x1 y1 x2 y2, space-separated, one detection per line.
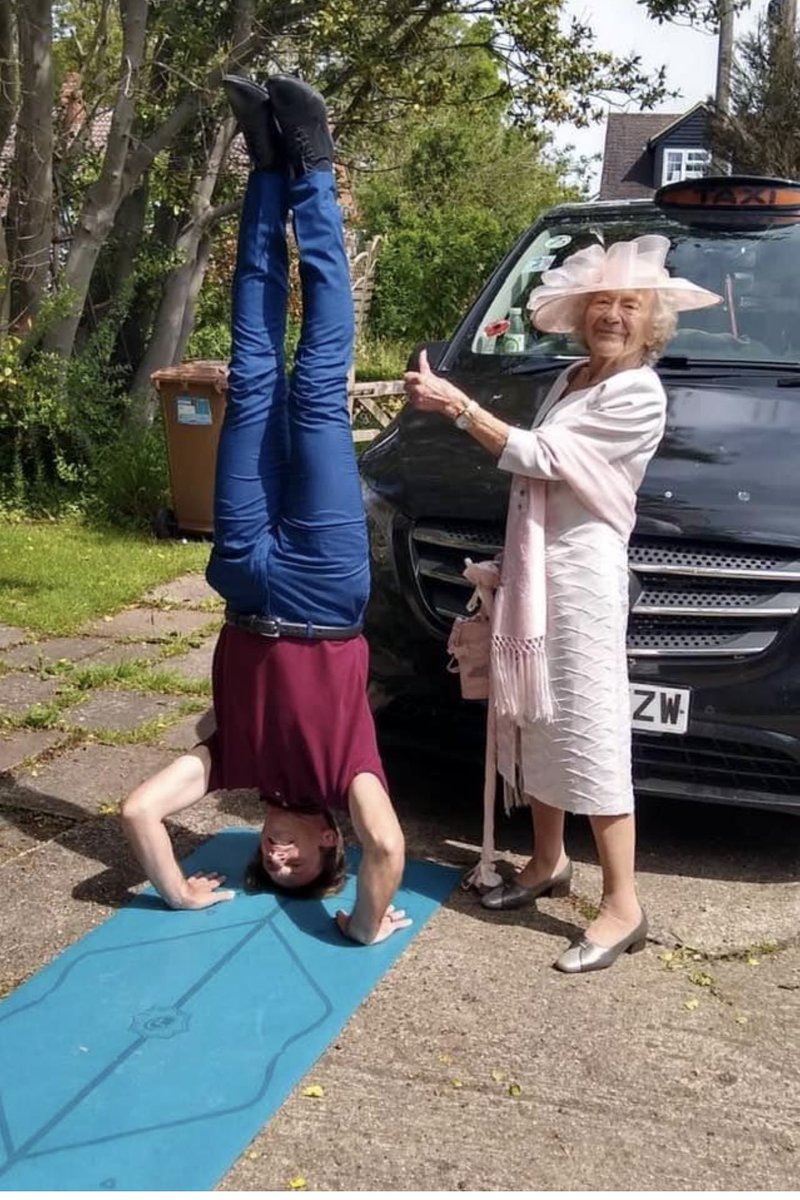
288 1176 307 1190
301 1084 325 1099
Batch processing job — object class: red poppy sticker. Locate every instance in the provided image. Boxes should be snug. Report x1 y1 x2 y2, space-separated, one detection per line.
484 318 510 338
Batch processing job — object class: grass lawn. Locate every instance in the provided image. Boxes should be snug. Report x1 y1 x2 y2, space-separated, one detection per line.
0 520 210 636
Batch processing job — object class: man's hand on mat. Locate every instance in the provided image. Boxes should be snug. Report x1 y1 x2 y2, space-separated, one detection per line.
335 905 412 945
173 872 236 909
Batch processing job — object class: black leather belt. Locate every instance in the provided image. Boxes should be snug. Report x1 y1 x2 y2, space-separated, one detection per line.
225 608 362 641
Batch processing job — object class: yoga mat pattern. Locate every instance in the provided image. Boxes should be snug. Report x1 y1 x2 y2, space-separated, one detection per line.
0 829 459 1191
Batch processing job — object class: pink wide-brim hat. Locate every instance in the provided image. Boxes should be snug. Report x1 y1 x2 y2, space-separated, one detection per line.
527 234 722 334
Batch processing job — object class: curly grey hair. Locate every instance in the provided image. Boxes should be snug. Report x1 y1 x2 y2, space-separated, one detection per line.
576 290 678 365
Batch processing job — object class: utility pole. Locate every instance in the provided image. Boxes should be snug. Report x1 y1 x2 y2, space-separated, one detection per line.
712 0 735 173
714 0 735 117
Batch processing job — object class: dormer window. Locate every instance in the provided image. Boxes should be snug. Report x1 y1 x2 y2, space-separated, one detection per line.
662 147 711 186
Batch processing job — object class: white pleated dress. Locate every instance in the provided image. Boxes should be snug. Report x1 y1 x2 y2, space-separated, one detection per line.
494 362 667 816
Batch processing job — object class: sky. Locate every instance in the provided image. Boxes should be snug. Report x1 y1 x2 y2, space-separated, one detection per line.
551 0 764 190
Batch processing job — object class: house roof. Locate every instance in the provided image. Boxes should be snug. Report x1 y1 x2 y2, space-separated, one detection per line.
647 101 710 146
599 111 681 200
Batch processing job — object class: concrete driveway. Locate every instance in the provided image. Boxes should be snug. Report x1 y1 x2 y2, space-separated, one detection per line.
0 578 798 1191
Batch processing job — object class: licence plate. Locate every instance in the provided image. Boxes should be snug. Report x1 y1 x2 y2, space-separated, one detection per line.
629 683 690 734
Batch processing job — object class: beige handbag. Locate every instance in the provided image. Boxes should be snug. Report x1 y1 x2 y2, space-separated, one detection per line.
447 612 491 700
445 558 499 701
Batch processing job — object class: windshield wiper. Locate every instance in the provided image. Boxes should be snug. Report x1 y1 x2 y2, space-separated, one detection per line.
659 356 800 377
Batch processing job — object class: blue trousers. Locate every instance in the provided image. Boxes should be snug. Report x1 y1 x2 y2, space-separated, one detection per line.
205 170 370 627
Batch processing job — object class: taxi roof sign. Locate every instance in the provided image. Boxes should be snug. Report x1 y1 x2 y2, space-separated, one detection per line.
655 175 800 227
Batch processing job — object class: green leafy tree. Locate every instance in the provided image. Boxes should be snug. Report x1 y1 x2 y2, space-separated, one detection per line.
355 20 580 343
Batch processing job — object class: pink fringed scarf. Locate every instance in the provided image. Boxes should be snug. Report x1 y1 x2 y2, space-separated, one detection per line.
490 421 638 725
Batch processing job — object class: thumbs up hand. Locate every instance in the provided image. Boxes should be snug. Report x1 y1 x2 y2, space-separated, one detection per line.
403 348 473 421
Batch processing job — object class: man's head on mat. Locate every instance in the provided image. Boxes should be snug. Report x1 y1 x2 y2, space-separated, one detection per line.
246 798 346 897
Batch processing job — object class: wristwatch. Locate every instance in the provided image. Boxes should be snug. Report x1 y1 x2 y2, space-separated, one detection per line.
455 399 478 430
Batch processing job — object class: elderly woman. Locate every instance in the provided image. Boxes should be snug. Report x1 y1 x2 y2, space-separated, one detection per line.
404 235 720 973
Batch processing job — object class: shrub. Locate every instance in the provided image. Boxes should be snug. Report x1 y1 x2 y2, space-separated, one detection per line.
89 417 171 530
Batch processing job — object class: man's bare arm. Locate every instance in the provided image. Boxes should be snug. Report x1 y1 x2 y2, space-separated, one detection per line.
338 772 408 944
120 748 234 910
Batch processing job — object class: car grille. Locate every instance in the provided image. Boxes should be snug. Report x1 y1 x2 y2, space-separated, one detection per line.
633 733 800 797
410 521 800 660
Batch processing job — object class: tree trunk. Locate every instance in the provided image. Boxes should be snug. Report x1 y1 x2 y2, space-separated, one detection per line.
38 0 265 363
174 233 213 362
0 2 17 158
5 0 53 331
128 117 236 406
41 0 149 358
0 2 17 330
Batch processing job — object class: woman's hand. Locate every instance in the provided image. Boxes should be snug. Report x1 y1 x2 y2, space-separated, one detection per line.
403 349 471 421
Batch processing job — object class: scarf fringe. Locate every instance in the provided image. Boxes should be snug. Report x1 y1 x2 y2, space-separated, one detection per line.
491 634 554 724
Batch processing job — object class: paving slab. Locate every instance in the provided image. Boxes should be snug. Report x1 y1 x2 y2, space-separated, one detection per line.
87 641 167 668
0 672 61 717
143 574 221 608
59 689 186 734
0 625 27 650
0 804 75 867
164 640 216 684
1 636 109 670
0 742 176 819
80 607 218 641
0 729 68 774
0 791 244 996
160 707 216 750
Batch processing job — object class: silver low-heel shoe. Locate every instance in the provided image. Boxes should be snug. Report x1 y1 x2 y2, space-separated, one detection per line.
480 860 572 911
553 913 649 974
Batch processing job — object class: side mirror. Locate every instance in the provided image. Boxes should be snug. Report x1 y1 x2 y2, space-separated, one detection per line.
406 340 450 372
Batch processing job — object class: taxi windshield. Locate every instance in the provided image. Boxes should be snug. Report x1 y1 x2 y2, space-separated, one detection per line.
472 215 800 366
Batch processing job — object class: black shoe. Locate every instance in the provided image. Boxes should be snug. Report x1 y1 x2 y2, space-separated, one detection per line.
222 75 283 172
266 75 334 177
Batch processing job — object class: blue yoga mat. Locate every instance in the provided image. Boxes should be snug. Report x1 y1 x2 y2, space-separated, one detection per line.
0 829 459 1191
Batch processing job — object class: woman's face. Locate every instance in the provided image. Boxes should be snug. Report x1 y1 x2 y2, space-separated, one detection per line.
582 289 654 364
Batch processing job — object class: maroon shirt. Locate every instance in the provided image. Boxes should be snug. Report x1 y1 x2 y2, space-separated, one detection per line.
205 624 387 810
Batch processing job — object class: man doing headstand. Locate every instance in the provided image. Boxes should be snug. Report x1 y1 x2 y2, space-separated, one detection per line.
121 76 408 946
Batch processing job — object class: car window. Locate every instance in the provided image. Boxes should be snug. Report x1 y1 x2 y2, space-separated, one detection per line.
468 215 800 366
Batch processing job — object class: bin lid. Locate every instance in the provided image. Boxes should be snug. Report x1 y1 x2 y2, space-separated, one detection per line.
150 360 228 389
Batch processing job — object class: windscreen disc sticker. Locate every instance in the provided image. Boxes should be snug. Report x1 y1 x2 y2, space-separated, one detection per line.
544 234 572 250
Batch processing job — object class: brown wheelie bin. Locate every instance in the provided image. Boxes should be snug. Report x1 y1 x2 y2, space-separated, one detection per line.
150 360 229 536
